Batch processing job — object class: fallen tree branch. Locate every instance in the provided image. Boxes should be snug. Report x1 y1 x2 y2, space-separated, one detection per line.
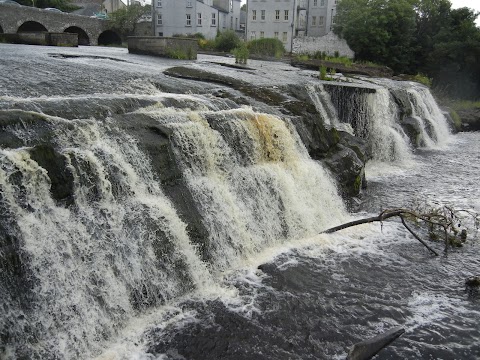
322 206 478 256
399 215 439 256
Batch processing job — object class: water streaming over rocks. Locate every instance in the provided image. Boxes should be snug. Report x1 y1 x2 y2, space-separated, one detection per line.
0 45 477 360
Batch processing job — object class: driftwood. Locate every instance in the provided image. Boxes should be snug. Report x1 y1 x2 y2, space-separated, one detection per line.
323 206 479 255
323 209 440 256
346 327 405 360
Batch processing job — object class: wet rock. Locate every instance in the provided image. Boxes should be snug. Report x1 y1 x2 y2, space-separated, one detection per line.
323 144 365 197
465 276 480 287
401 117 423 148
28 144 75 207
457 107 480 132
114 113 212 263
347 326 405 360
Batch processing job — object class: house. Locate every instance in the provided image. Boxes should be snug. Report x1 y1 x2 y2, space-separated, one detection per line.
152 0 242 39
246 0 338 52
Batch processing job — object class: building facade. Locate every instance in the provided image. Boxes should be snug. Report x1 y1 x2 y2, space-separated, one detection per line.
246 0 338 51
153 0 242 39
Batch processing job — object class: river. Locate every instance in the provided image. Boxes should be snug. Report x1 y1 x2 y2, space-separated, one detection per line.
0 44 478 360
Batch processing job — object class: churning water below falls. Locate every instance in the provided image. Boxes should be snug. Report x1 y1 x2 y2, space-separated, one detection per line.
0 45 479 360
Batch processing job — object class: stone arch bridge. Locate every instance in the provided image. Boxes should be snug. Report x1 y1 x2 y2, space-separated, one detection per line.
0 4 121 45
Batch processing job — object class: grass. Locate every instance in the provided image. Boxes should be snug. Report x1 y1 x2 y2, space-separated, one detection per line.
450 100 480 111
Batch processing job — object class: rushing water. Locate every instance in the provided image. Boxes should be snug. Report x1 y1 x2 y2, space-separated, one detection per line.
0 45 478 360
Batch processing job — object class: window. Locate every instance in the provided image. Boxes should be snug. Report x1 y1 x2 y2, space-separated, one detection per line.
312 16 316 26
319 16 324 25
332 15 336 24
250 31 256 40
157 13 162 25
186 0 192 7
282 32 287 42
260 31 264 38
158 32 163 36
313 0 317 6
186 14 191 26
211 13 216 26
320 0 325 6
230 0 233 12
261 10 265 20
252 10 257 20
197 13 202 26
284 10 289 21
156 0 161 7
274 31 279 39
230 16 233 29
275 10 280 20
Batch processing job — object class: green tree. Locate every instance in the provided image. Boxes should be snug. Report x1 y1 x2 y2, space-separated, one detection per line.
334 0 417 73
334 0 480 99
426 7 480 98
214 30 241 52
108 4 151 40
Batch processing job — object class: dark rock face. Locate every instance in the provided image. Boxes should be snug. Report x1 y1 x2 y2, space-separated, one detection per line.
114 113 211 262
401 117 422 148
457 108 480 131
28 144 75 206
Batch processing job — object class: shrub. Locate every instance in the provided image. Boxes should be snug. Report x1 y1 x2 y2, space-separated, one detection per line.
247 38 285 58
412 73 432 87
215 30 241 52
319 66 328 80
232 43 249 64
296 54 309 61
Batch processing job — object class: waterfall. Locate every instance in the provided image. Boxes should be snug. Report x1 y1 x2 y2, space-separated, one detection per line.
320 79 450 163
0 99 348 359
305 83 339 126
366 89 413 163
406 85 451 147
140 106 349 271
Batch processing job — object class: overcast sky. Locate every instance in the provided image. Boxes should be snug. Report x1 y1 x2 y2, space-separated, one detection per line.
450 0 480 25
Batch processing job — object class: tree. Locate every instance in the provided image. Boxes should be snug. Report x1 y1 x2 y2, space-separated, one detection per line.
334 0 480 99
423 7 480 99
108 4 151 40
334 0 417 73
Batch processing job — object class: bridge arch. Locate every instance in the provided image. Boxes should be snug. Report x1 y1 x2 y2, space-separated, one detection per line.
17 21 48 33
64 26 90 45
98 30 122 46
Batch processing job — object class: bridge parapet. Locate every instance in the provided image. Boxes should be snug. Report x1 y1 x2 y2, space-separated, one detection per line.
0 4 115 45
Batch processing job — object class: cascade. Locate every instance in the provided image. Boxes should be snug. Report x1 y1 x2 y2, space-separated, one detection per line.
320 79 450 162
0 97 348 359
305 83 339 126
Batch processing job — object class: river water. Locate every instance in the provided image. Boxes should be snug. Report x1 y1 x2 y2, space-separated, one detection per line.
0 45 479 360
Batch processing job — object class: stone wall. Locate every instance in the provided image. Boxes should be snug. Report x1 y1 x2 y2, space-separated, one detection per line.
128 37 198 59
0 32 78 46
134 22 153 37
293 32 355 58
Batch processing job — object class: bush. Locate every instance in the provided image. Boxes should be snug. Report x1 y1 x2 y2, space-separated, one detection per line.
412 73 432 87
247 38 285 58
232 43 249 64
215 30 241 52
319 66 328 80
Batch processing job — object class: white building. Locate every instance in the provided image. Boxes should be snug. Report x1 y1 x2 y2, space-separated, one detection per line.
153 0 242 39
246 0 338 52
